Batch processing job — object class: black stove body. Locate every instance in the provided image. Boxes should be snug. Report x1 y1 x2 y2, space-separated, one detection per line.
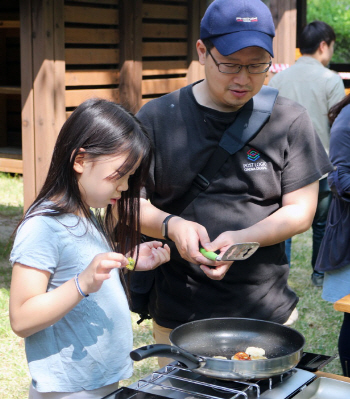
102 363 317 399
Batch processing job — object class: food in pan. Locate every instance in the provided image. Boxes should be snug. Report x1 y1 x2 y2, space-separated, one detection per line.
245 346 267 360
232 351 251 360
126 257 136 270
231 347 267 360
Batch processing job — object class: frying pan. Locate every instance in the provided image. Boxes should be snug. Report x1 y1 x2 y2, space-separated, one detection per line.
130 317 305 380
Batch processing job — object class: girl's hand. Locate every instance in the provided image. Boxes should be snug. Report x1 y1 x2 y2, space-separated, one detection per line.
78 252 129 295
134 241 170 271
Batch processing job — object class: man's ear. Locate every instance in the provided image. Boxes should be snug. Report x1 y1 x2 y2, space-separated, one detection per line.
196 39 207 65
318 40 327 54
72 148 86 174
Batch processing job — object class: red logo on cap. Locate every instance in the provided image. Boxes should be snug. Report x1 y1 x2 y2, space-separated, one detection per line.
236 17 258 22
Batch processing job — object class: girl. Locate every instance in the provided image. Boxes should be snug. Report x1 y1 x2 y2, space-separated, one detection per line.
9 98 170 398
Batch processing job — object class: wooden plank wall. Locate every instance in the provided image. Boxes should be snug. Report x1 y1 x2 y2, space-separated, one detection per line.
64 0 195 115
141 0 189 107
64 0 120 118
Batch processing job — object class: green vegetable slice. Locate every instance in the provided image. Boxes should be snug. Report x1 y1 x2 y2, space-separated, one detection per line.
126 257 136 270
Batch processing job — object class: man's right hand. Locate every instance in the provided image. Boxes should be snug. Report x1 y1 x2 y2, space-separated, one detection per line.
166 216 210 263
166 217 231 280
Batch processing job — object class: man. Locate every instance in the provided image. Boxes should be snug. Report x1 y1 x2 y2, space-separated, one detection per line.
268 21 345 286
137 0 332 366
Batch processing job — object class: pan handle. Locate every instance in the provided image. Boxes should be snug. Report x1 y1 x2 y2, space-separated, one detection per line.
130 344 202 370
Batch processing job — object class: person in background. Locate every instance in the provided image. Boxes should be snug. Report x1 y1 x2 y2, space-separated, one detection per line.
9 98 170 398
268 20 345 283
136 0 333 367
315 93 350 377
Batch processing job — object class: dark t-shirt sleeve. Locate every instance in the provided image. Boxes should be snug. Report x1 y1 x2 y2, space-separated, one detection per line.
282 108 333 194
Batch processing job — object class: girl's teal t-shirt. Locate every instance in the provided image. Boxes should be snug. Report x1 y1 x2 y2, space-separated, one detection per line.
10 213 133 392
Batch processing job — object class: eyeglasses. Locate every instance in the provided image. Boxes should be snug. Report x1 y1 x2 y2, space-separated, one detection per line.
207 49 271 74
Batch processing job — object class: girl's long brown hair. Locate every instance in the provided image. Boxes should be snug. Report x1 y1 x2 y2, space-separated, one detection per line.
17 98 153 299
329 93 350 126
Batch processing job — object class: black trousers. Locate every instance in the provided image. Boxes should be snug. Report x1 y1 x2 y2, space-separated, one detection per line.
339 312 350 377
311 178 332 270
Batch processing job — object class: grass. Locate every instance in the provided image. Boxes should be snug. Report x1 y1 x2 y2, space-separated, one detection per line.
288 231 343 375
0 172 344 397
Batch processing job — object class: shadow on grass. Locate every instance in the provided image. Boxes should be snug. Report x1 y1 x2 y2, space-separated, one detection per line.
0 238 14 290
0 204 23 290
0 204 23 217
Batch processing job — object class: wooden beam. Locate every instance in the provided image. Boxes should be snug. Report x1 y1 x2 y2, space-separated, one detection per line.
68 0 116 4
296 0 307 48
0 21 20 29
32 1 57 191
65 27 119 44
142 4 187 20
0 86 21 94
53 0 66 137
334 294 350 313
187 0 206 85
20 0 36 210
270 0 297 65
142 42 187 57
0 31 6 147
65 88 119 108
141 77 187 95
142 60 187 74
65 48 119 65
142 23 187 39
64 6 118 25
20 0 65 210
65 70 119 86
0 157 23 174
119 0 143 113
0 95 6 147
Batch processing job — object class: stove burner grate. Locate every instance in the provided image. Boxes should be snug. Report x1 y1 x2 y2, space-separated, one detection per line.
134 364 298 398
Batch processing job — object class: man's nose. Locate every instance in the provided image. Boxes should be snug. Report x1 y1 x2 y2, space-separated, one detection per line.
231 67 251 84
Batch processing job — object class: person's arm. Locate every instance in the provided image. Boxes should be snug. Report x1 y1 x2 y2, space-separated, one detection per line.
9 252 130 338
202 180 319 255
327 75 346 111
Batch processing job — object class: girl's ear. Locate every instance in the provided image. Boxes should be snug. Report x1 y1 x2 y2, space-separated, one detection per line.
72 148 86 174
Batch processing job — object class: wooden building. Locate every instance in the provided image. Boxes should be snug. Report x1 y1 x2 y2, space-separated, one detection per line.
1 0 339 210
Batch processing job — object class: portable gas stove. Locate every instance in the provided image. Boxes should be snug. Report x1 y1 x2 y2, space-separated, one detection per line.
102 362 318 399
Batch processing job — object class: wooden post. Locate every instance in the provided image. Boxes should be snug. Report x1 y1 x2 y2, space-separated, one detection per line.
20 0 36 210
187 0 206 85
296 0 307 49
119 0 143 113
270 0 297 65
20 0 65 210
0 29 7 147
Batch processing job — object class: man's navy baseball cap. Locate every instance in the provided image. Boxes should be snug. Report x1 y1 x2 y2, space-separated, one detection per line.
200 0 275 57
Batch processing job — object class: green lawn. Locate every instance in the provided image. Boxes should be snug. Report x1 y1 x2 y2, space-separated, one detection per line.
0 172 343 398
